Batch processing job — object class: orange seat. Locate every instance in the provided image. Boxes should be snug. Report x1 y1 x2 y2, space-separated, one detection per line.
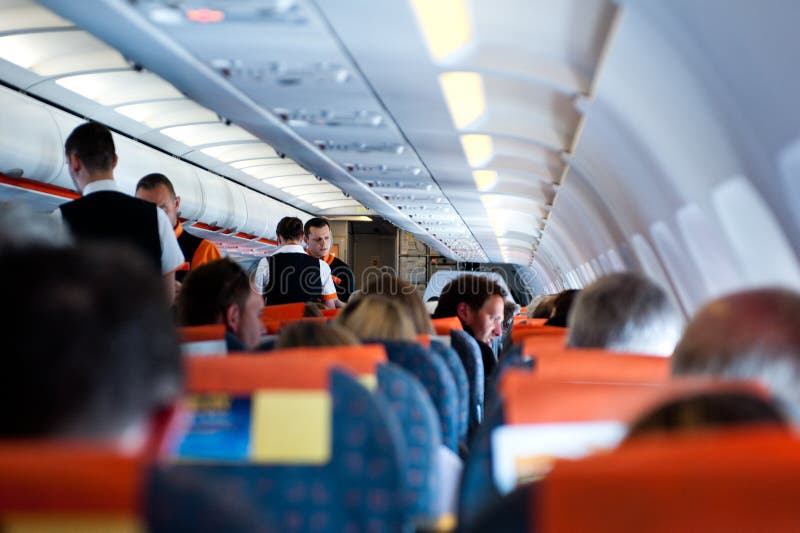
186 344 387 393
540 428 800 532
531 350 670 384
431 316 463 335
261 302 306 321
322 308 339 318
0 443 143 522
499 372 762 425
511 325 566 345
178 324 226 343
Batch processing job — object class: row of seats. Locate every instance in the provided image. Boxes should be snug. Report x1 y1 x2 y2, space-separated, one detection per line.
5 309 797 531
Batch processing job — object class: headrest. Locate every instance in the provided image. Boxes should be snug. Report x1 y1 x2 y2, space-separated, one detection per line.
511 325 566 345
524 350 671 384
178 324 226 343
261 302 306 321
186 344 387 393
431 316 463 335
539 428 800 532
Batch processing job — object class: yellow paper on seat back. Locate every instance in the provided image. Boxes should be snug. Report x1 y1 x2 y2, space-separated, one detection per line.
251 390 331 464
3 515 145 533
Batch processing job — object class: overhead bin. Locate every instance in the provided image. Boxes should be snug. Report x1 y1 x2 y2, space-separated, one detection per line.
0 84 311 240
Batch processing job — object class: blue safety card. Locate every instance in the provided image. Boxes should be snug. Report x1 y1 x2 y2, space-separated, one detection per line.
174 395 252 461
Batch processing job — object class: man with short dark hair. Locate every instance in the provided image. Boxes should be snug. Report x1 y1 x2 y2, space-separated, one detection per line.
135 173 222 283
260 217 339 308
304 217 355 302
1 244 182 440
433 274 508 377
54 122 183 302
672 288 800 419
566 273 683 356
177 258 266 351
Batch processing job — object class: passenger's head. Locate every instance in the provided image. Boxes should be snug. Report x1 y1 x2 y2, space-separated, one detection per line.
1 244 181 441
566 273 683 356
64 122 118 189
135 173 180 228
433 275 507 344
672 288 800 419
362 273 434 335
303 217 332 259
0 202 72 248
276 216 304 245
527 294 556 319
625 390 787 441
178 259 265 350
276 321 360 349
336 295 417 341
545 289 579 327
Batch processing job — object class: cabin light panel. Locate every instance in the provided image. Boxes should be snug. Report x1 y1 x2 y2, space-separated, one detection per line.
439 72 486 129
411 0 473 61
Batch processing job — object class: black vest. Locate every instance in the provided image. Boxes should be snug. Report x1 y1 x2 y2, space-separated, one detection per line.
264 252 323 305
176 229 204 283
60 191 162 273
329 256 355 303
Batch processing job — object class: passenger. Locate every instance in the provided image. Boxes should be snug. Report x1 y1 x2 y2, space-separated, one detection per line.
54 122 184 303
526 294 556 319
544 289 579 327
362 273 435 335
432 274 507 377
0 201 71 248
625 390 787 440
566 273 683 356
304 217 356 303
502 301 521 350
672 288 800 419
177 258 266 352
135 173 222 285
276 321 360 349
260 216 339 308
336 294 417 341
1 243 181 440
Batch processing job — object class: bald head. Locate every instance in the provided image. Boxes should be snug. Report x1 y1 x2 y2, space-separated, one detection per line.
672 288 800 417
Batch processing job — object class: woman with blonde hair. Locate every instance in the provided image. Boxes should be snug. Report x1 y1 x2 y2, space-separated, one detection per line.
362 273 434 335
336 294 417 341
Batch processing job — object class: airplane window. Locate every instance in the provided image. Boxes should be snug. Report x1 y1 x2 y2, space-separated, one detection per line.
712 177 800 290
650 221 703 316
630 233 683 315
676 203 741 298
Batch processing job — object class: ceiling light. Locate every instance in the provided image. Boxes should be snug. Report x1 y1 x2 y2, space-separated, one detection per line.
439 72 485 130
411 0 472 61
160 123 257 146
325 216 374 222
262 175 319 188
200 144 279 162
115 100 218 129
0 32 127 76
460 134 494 168
57 71 182 106
473 170 498 192
244 164 309 180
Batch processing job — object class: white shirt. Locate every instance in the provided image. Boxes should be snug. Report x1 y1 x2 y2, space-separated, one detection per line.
53 179 184 275
257 243 336 299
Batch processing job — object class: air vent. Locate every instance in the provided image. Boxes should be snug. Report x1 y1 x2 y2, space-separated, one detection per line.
275 109 384 128
347 164 421 175
315 140 404 154
209 59 349 84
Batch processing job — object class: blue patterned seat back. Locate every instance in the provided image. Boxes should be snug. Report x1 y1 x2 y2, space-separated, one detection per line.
377 363 441 524
457 403 506 529
429 339 469 441
374 339 460 452
153 369 407 533
450 329 485 433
